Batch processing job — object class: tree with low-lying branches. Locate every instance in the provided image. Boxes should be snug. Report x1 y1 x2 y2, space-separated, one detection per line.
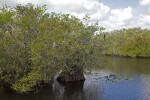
0 3 103 93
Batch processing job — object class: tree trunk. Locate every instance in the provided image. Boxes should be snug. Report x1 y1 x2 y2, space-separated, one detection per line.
57 65 85 83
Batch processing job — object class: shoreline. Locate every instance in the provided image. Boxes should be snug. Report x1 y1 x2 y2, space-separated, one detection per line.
104 54 150 59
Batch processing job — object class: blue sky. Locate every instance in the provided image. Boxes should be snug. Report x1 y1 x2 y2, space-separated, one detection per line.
0 0 150 31
100 0 139 9
101 0 147 14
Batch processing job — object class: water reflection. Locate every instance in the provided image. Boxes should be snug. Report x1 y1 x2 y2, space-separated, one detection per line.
0 56 150 100
63 82 87 100
0 82 56 100
103 56 150 75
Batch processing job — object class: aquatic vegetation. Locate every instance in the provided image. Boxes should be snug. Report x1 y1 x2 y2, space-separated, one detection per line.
125 76 132 80
104 74 132 82
105 75 120 82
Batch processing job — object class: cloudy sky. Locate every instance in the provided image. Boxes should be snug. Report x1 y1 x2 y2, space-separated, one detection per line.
0 0 150 31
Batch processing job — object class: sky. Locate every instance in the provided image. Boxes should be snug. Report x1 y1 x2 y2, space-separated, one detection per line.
0 0 150 31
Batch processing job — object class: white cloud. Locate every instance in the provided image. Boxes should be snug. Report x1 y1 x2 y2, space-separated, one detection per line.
140 0 150 6
85 2 110 21
100 7 133 31
46 0 111 24
139 15 150 25
50 0 82 5
0 0 150 31
139 0 150 13
110 7 133 26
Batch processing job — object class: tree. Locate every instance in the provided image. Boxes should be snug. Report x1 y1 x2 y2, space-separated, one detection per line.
0 4 102 93
97 27 150 58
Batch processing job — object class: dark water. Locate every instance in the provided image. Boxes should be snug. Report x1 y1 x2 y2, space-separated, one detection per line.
1 56 150 100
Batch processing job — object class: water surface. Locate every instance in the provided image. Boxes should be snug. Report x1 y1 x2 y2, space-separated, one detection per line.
0 56 150 100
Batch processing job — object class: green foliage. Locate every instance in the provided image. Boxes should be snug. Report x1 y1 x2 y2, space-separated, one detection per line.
0 4 101 93
0 5 15 34
96 27 150 58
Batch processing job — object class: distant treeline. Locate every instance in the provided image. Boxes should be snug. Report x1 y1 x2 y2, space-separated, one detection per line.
94 27 150 58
